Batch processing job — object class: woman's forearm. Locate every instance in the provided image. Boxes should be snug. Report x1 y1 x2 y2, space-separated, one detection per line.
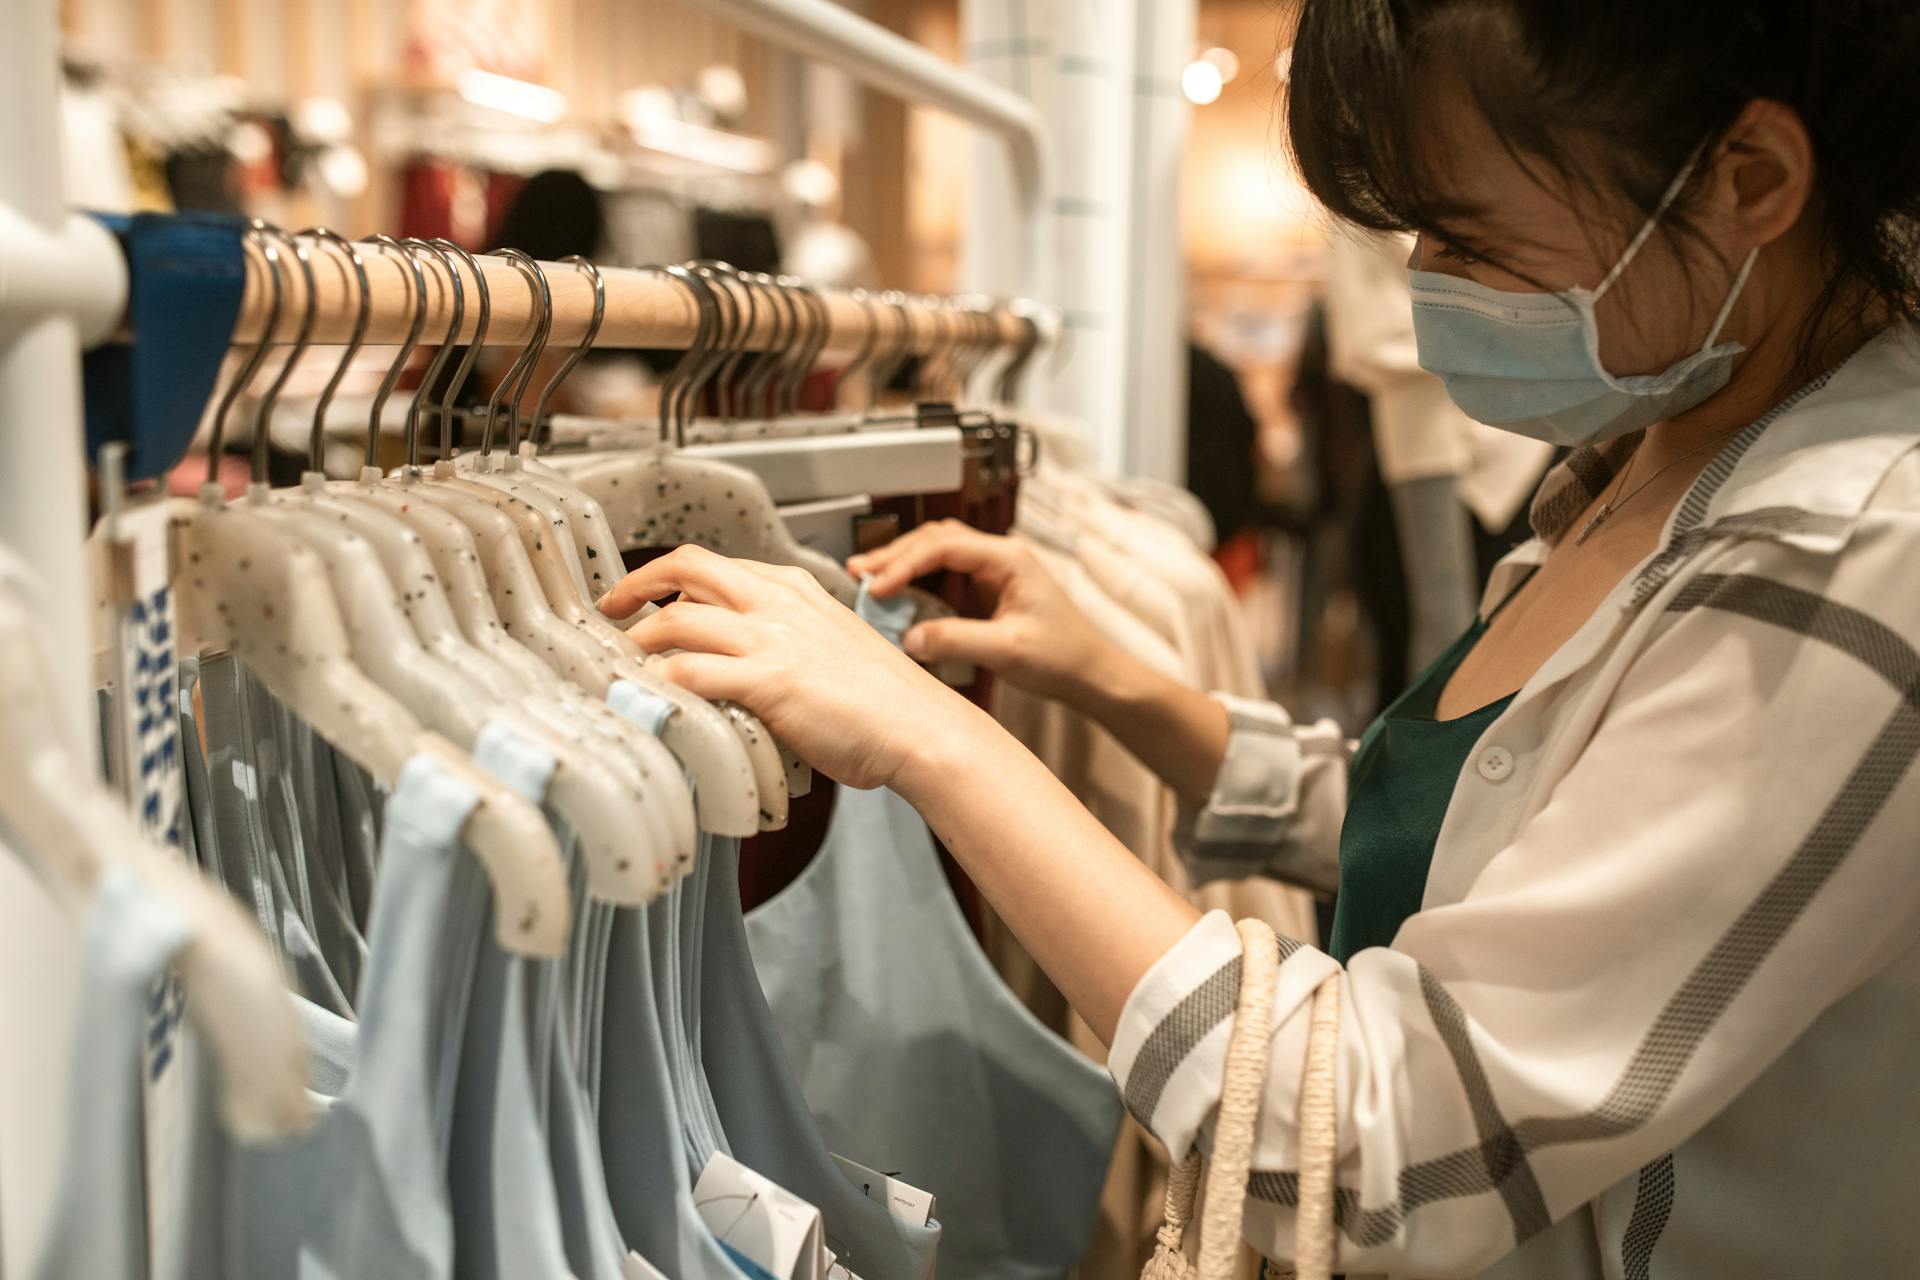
1065 646 1233 810
895 700 1202 1044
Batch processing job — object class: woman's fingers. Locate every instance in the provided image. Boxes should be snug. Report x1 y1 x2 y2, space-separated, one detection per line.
850 521 1020 597
626 600 759 658
902 616 1021 670
648 650 767 706
597 544 767 619
729 558 837 602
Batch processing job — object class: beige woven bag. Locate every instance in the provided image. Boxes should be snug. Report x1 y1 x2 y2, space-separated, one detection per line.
1141 920 1343 1280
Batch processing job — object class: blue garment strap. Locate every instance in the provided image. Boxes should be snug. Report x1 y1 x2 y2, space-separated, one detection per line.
609 679 676 736
83 212 248 482
718 1241 781 1280
853 580 917 649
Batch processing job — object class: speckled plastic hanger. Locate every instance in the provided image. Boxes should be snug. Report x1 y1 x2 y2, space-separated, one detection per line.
172 223 569 955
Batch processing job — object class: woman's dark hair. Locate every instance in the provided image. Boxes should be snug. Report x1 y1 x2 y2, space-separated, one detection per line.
1286 0 1920 372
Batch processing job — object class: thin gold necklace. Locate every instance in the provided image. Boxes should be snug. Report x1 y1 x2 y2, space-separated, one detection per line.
1574 437 1728 546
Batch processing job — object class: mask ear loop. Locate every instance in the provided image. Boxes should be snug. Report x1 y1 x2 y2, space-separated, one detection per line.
1699 247 1759 351
1592 142 1710 300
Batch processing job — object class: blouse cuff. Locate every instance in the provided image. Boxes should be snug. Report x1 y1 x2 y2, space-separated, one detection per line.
1108 910 1245 1160
1173 694 1303 868
1108 909 1335 1164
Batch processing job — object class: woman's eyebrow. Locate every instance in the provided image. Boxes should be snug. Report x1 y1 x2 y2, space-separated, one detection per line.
1421 193 1566 261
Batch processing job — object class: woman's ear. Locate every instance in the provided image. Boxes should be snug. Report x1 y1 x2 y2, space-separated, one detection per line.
1712 98 1816 250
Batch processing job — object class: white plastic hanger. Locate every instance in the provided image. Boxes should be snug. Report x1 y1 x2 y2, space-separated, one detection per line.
468 255 793 825
172 225 567 955
393 252 764 837
305 234 698 867
259 233 681 897
0 555 311 1141
559 265 862 606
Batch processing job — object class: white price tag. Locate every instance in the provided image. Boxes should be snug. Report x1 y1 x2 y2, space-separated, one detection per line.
695 1152 831 1280
831 1153 937 1227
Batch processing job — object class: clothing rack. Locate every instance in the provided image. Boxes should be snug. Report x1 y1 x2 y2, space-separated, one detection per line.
229 240 1033 353
0 0 1060 1266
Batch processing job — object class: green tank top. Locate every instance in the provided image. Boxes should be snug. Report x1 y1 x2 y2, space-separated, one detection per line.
1329 618 1516 965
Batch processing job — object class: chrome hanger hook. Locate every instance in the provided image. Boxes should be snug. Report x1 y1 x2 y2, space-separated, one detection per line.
699 264 759 422
997 299 1044 404
429 238 490 461
244 225 317 486
923 295 962 400
739 271 793 419
300 229 370 475
530 255 605 449
833 288 881 412
867 290 915 408
483 248 552 458
206 221 285 474
657 264 717 446
954 298 995 401
360 233 429 472
782 279 832 416
697 263 756 421
774 277 816 416
401 238 464 470
681 263 740 432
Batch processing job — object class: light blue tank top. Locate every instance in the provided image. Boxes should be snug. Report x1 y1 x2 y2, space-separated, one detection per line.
171 753 487 1278
744 586 1123 1279
447 723 578 1280
31 868 195 1279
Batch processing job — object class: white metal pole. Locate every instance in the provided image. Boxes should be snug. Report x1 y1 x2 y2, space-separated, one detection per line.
1123 0 1195 483
0 3 128 1273
682 0 1052 305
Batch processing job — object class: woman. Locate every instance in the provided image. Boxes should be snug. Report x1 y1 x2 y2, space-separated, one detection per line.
597 1 1920 1274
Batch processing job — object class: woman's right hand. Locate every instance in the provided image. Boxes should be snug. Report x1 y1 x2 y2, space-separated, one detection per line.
849 521 1118 707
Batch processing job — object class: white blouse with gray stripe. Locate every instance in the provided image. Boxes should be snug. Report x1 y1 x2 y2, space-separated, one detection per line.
1110 323 1920 1279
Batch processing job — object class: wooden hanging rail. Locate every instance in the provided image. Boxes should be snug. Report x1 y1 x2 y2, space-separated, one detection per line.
226 238 1030 354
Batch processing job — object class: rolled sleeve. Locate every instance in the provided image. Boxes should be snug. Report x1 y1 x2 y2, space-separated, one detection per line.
1108 910 1337 1165
1175 694 1350 896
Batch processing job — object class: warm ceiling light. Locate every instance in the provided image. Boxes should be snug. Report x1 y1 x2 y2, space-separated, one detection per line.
457 69 568 123
1182 59 1224 106
1200 47 1240 83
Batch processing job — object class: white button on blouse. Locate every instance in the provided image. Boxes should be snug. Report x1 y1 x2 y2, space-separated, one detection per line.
1475 745 1515 782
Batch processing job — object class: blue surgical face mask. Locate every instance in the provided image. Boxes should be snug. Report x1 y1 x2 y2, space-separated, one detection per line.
1408 154 1760 447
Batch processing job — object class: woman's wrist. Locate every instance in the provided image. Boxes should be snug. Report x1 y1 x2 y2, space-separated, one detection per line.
1065 642 1172 726
889 693 1017 810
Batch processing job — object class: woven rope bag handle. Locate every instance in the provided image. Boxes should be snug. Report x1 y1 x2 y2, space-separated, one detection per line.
1277 973 1343 1280
1141 919 1283 1280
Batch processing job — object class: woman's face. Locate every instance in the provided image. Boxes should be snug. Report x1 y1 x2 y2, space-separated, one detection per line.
1408 81 1754 380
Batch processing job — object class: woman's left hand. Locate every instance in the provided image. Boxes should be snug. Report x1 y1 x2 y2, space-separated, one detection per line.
597 545 992 792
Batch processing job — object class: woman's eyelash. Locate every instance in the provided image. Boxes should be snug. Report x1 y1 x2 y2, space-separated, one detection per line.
1432 243 1487 267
